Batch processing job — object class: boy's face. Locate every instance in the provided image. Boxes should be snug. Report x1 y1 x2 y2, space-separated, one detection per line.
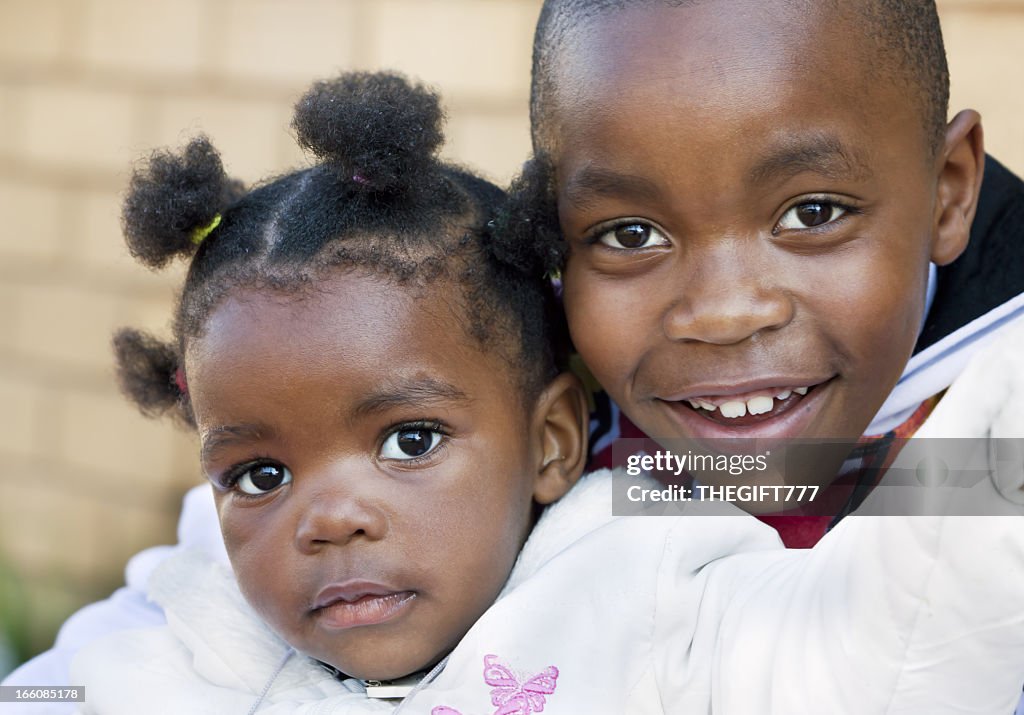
186 272 543 681
551 1 951 459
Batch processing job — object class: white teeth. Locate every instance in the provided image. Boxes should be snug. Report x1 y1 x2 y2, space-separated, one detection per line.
746 395 774 416
688 386 811 418
686 399 716 412
719 400 747 418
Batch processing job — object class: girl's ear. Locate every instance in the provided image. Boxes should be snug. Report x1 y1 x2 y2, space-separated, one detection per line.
529 372 589 505
932 109 985 266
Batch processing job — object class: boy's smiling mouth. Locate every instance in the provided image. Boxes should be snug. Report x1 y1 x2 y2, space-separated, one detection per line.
655 377 835 436
683 386 811 424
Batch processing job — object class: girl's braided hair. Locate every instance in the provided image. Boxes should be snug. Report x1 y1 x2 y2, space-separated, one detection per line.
114 71 563 428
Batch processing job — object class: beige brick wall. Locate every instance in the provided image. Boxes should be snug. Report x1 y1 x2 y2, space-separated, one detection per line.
0 0 1021 665
941 0 1024 170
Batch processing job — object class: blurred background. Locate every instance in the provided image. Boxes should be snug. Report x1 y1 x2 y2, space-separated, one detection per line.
0 0 1022 673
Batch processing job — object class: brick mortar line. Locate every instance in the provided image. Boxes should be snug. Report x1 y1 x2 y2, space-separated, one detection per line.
0 260 181 297
0 472 201 533
0 65 531 111
0 452 197 510
0 157 125 192
0 66 304 102
0 355 124 395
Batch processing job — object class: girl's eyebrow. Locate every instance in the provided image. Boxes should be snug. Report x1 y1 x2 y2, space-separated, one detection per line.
200 424 273 464
351 377 471 419
563 166 663 209
198 379 469 463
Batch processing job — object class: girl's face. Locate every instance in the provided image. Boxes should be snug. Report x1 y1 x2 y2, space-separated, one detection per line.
186 271 548 680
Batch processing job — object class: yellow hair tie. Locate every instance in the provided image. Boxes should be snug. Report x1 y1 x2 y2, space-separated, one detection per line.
191 214 222 245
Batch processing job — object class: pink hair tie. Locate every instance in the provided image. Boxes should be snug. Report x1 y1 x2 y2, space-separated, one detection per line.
352 173 369 185
174 368 189 397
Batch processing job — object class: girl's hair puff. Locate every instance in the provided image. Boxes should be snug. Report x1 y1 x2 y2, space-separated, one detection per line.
112 328 191 425
490 153 565 278
114 72 560 428
122 137 244 269
293 72 444 194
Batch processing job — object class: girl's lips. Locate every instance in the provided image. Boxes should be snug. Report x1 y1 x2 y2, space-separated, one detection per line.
313 586 416 630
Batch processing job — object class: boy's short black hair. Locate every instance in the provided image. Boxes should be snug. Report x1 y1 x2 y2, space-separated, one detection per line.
115 72 562 428
530 0 950 157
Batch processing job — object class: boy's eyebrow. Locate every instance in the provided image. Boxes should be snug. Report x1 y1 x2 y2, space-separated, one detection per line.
562 166 663 209
351 377 472 419
748 133 872 185
200 424 272 464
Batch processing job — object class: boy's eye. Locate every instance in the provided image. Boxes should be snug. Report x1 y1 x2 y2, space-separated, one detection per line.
597 223 670 249
236 464 292 495
381 427 443 460
776 202 848 230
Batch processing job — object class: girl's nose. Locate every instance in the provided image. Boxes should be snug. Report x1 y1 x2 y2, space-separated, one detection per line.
293 479 388 554
662 248 794 344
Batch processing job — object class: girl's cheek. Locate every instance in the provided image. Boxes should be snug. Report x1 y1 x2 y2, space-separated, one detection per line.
217 504 257 555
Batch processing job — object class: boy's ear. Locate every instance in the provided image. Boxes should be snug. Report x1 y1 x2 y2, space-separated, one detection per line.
529 372 589 505
932 109 985 266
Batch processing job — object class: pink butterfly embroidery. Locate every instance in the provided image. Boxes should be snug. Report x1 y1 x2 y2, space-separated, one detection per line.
431 654 560 715
484 654 559 715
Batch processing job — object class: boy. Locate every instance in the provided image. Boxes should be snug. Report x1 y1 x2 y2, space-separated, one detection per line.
514 0 1024 543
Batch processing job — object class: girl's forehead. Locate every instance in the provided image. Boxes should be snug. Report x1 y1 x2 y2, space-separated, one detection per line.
192 273 451 360
184 272 511 413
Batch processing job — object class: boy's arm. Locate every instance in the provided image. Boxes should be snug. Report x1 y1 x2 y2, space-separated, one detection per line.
653 319 1024 712
712 512 1024 713
700 318 1024 713
649 503 1024 713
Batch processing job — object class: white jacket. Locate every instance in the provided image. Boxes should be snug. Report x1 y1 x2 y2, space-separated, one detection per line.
71 459 1024 714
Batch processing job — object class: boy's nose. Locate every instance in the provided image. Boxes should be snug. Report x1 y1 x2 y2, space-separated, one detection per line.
293 478 389 554
662 251 794 344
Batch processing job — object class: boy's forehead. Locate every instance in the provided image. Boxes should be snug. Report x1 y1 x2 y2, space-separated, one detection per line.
542 0 934 171
556 1 854 102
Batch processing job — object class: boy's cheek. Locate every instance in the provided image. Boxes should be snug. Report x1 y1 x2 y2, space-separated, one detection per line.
563 267 649 381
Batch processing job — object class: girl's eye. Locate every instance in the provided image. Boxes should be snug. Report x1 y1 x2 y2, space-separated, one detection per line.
596 223 670 249
776 201 848 231
381 427 444 461
235 464 292 495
